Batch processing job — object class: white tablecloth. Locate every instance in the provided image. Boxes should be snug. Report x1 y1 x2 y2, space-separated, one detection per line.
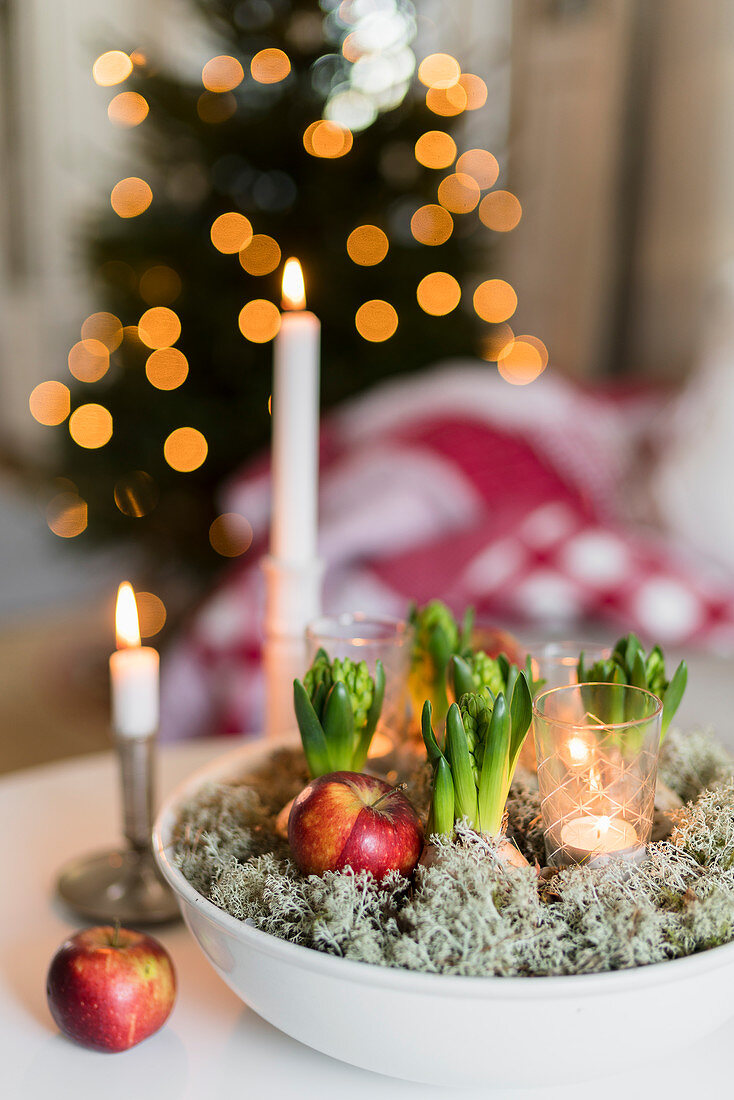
2 737 732 1100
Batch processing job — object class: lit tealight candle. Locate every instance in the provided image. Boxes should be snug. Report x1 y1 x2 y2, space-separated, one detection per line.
109 582 159 737
560 814 640 865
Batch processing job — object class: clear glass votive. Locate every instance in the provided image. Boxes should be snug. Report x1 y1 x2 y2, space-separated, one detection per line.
533 683 662 866
305 613 414 757
530 640 612 693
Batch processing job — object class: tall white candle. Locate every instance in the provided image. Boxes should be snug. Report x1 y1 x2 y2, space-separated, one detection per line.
271 258 321 563
109 582 159 738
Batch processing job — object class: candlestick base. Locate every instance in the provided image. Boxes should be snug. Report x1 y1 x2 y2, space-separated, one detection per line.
57 846 180 925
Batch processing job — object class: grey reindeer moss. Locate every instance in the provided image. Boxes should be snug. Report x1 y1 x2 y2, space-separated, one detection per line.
172 727 734 978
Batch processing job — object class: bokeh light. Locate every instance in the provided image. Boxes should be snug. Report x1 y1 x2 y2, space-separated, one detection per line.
164 427 208 472
459 73 488 110
473 279 518 323
418 53 461 89
209 513 254 557
136 591 167 637
113 471 159 517
29 381 70 426
110 177 152 218
68 339 109 383
342 33 362 64
239 234 281 276
138 307 181 349
497 339 545 385
346 225 389 266
456 149 499 190
81 312 123 351
417 272 461 316
92 51 132 87
46 493 87 538
414 130 457 170
426 84 467 116
479 190 523 232
303 120 353 159
238 299 281 342
500 334 549 371
210 212 253 254
122 325 143 349
437 172 480 213
355 300 398 342
197 92 237 123
145 348 189 390
202 55 244 93
139 265 182 305
410 204 453 246
69 404 113 449
479 324 515 362
107 92 149 127
251 48 291 84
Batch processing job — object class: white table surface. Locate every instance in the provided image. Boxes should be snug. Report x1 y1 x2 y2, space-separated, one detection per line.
2 724 733 1100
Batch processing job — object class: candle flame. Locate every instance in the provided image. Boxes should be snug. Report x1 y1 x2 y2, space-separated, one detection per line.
116 581 141 648
281 257 306 310
596 815 611 839
567 737 589 763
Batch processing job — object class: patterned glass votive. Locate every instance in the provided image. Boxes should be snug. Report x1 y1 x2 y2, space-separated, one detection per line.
305 613 414 756
533 683 662 866
530 641 611 693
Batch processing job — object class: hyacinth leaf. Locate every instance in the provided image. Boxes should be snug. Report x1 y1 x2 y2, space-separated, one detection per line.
662 660 688 739
421 700 445 766
293 680 331 778
630 648 647 690
445 703 478 827
427 623 453 676
353 659 386 771
459 606 475 652
646 645 664 683
509 672 532 768
311 680 328 722
478 693 510 836
505 660 519 706
430 756 455 837
322 680 355 771
624 633 643 671
449 654 476 702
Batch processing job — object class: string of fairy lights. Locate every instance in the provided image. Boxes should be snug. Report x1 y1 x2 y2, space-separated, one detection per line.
28 18 548 621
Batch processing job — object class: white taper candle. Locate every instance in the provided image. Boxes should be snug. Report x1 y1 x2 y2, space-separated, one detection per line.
110 582 159 738
271 258 321 563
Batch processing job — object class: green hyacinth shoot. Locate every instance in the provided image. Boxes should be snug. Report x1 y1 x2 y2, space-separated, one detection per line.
408 600 474 727
294 648 386 777
421 666 532 838
577 633 687 740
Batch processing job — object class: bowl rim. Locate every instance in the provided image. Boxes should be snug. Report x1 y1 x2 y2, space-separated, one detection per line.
153 736 734 999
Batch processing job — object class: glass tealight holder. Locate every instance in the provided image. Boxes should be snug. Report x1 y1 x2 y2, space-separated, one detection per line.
533 683 662 867
529 640 612 693
305 613 414 760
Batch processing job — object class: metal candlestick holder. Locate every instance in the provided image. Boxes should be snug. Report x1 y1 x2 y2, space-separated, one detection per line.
57 733 179 924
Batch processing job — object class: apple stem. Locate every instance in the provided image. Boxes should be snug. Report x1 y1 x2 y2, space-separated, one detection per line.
372 782 407 810
111 920 121 948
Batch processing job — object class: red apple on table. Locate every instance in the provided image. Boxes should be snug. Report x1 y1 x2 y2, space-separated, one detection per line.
288 771 424 880
46 925 176 1052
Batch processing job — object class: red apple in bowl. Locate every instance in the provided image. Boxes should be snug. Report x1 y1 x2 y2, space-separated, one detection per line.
288 771 424 880
46 925 176 1052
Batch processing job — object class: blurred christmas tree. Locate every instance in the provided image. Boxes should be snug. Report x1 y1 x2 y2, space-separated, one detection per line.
46 0 521 576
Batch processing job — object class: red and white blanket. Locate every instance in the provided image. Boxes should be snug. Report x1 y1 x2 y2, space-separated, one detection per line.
160 362 734 741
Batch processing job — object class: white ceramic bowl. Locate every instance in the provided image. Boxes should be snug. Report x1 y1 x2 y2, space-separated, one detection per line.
153 739 734 1088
